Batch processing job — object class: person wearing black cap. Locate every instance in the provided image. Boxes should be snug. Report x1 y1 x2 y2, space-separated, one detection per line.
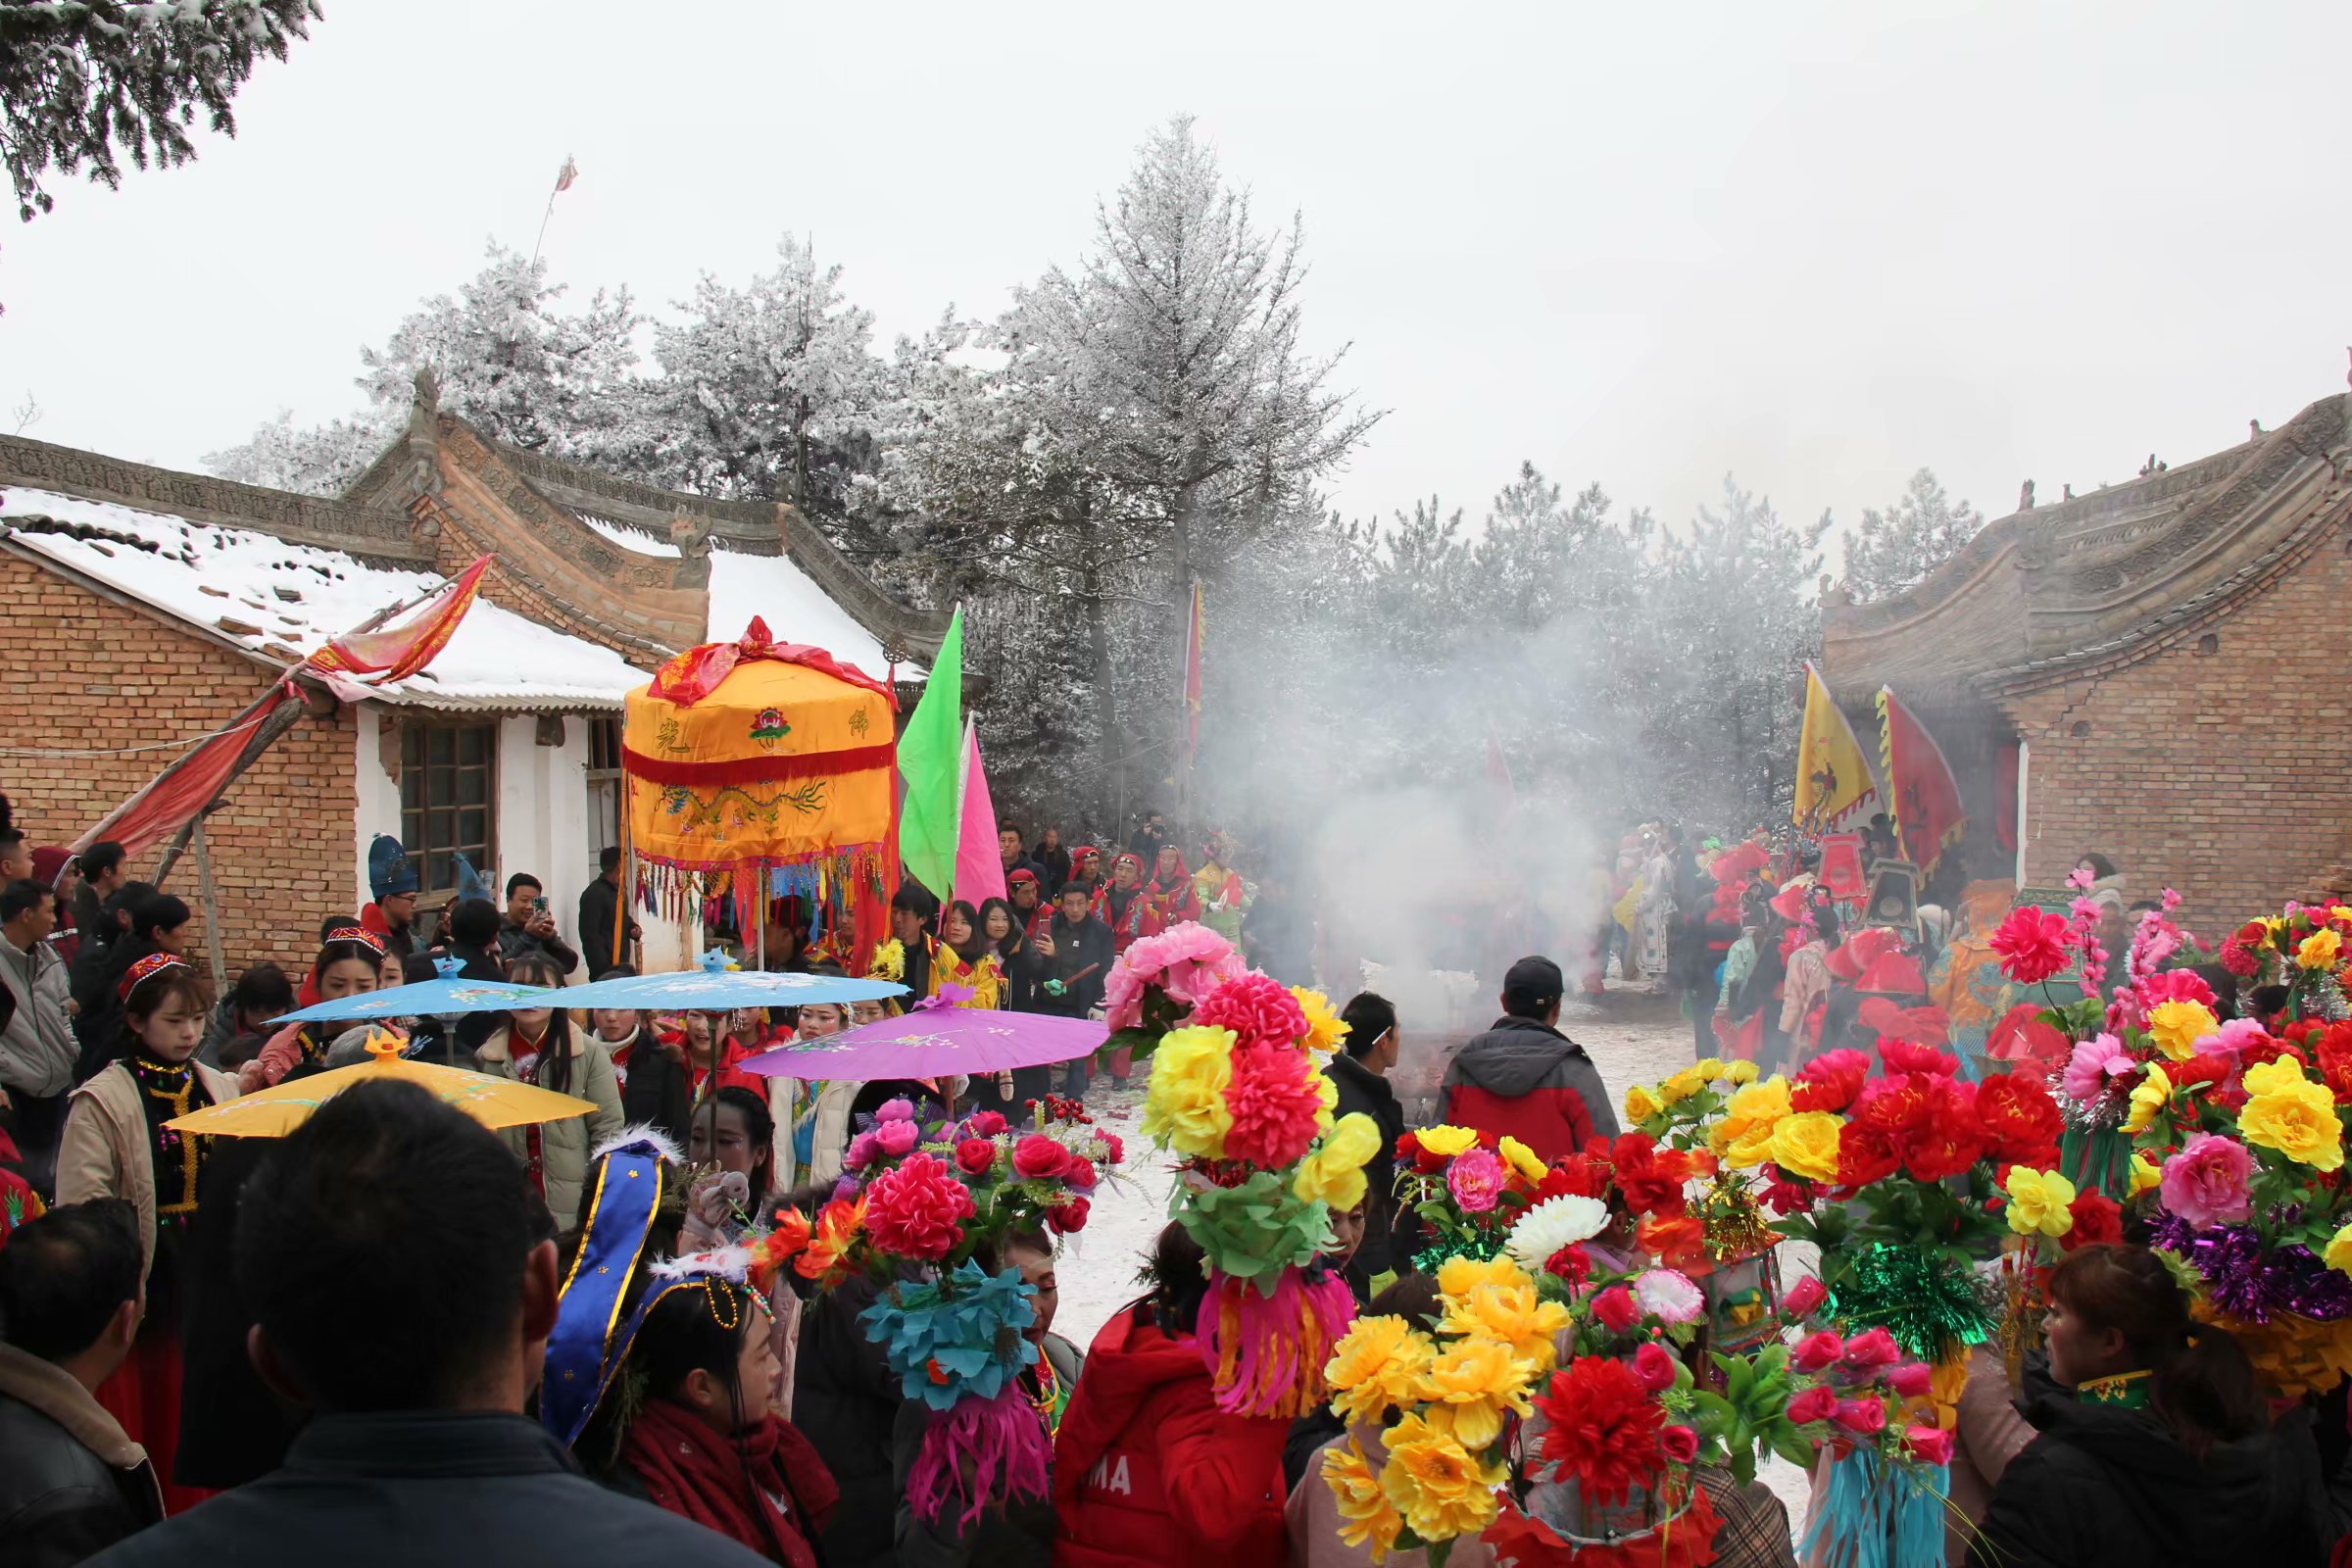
1439 956 1617 1163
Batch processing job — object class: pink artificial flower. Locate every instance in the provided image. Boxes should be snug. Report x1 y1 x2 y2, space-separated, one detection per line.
2212 1018 2270 1059
875 1119 919 1157
1903 1425 1955 1466
963 1110 1008 1139
1635 1269 1706 1325
877 1098 915 1122
1839 1327 1901 1372
1782 1276 1828 1320
1791 1331 1845 1373
2063 1035 2135 1104
1886 1361 1934 1398
845 1132 882 1169
2161 1133 2255 1231
1832 1398 1888 1435
1786 1386 1839 1425
1447 1149 1506 1213
1103 924 1247 1031
1633 1342 1679 1393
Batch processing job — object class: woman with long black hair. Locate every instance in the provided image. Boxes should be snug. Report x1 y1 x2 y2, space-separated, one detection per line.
580 1268 838 1568
72 889 191 1082
929 899 1004 1008
474 952 621 1227
242 926 388 1090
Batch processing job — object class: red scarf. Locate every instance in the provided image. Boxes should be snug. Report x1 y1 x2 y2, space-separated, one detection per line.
622 1400 838 1568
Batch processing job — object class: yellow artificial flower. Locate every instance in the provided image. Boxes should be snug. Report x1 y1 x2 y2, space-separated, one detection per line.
1624 1083 1665 1124
1321 1440 1403 1562
1438 1272 1571 1372
1417 1124 1480 1159
2129 1152 2162 1199
2003 1166 2078 1238
1420 1336 1538 1449
2145 1000 2220 1062
1710 1075 1794 1167
2326 1223 2352 1279
1497 1135 1547 1185
1724 1059 1761 1086
1435 1253 1523 1303
1324 1314 1437 1425
1140 1025 1236 1159
1770 1110 1844 1184
2240 1056 2345 1172
1314 1065 1340 1133
2299 928 2344 971
1296 1112 1382 1210
1377 1412 1508 1544
1293 987 1350 1054
1693 1056 1726 1078
2124 1063 2173 1135
1658 1067 1706 1105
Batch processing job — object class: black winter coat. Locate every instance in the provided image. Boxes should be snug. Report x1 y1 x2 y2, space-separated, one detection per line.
1322 1052 1405 1277
1968 1395 2329 1568
890 1332 1080 1567
795 1276 908 1568
175 1138 299 1490
577 875 635 979
0 1347 162 1568
611 1030 692 1147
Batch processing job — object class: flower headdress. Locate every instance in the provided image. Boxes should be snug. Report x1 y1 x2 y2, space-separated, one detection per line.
323 924 387 956
119 951 190 1002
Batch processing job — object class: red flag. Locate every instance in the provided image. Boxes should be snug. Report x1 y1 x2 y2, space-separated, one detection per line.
554 155 578 193
70 689 299 861
1876 687 1967 874
305 557 492 685
1180 580 1203 764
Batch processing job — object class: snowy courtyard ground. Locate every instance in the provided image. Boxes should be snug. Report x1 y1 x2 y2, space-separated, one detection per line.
1052 980 1817 1538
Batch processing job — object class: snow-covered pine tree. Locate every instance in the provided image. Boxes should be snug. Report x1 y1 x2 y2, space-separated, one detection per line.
203 409 396 496
1840 467 1984 603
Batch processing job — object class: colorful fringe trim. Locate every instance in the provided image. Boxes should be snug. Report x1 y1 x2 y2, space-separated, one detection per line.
906 1382 1053 1528
1798 1448 1948 1568
1195 1264 1357 1418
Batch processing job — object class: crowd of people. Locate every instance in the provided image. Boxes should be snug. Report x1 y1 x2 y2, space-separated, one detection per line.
0 783 2340 1568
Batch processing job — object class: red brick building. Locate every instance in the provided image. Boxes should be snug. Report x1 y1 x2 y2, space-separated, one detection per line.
0 373 943 981
1821 390 2352 923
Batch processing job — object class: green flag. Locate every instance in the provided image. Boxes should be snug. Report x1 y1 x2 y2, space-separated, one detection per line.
896 607 964 901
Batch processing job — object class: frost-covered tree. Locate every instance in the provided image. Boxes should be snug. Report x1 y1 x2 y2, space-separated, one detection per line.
206 245 649 493
640 235 887 520
1841 467 1984 602
203 408 393 496
1 0 318 290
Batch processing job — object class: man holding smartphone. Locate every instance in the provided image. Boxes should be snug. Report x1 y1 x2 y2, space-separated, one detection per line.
496 873 581 975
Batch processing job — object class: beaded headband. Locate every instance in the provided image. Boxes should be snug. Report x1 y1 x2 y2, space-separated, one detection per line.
120 951 190 1002
323 924 388 957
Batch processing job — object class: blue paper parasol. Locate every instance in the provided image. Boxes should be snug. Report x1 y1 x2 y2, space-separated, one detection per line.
557 948 907 1012
271 956 558 1022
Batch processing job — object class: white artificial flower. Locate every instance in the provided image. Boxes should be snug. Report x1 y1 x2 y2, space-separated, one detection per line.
1634 1268 1705 1325
1504 1194 1609 1270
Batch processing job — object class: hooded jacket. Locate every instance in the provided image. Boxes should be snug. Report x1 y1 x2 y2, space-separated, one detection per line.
1966 1394 2328 1568
1051 1301 1289 1568
1438 1015 1617 1163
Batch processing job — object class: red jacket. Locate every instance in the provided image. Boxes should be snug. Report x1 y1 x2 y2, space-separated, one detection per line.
1051 1302 1289 1568
1438 1015 1620 1163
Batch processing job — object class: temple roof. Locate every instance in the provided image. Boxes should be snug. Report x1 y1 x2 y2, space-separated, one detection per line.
1822 391 2352 705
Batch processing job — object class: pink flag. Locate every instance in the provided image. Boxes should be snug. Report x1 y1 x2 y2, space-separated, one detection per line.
950 722 1006 909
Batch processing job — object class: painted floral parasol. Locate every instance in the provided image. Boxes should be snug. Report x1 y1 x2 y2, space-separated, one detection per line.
167 1033 598 1137
738 991 1106 1081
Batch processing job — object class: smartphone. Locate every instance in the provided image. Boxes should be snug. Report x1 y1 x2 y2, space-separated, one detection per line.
533 896 549 915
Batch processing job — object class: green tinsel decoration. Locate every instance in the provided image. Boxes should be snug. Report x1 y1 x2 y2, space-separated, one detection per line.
2060 1125 2133 1202
1829 1245 1998 1364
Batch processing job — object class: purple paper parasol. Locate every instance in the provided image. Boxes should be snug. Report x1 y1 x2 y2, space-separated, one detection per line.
737 992 1107 1081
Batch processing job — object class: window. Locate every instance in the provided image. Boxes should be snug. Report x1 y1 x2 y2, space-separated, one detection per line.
586 715 622 858
400 722 497 896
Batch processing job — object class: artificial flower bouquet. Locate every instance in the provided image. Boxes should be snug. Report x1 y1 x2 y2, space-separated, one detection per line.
1393 1123 1569 1273
811 1095 1122 1523
1102 920 1250 1056
1140 961 1378 1416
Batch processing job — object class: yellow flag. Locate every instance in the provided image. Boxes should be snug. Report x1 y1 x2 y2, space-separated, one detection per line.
1792 662 1879 831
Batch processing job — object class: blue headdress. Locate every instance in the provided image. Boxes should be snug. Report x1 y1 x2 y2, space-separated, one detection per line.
540 1132 680 1446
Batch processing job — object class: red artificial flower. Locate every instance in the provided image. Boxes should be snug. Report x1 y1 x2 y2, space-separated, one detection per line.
1048 1195 1090 1234
1901 1076 1987 1183
1792 1048 1872 1113
1782 1276 1827 1319
1851 1074 1932 1138
964 1110 1008 1138
1592 1287 1641 1334
2234 919 2272 948
1535 1357 1667 1505
2062 1191 2124 1252
1791 1330 1845 1373
954 1138 999 1177
1011 1135 1072 1182
2312 1023 2352 1105
1545 1244 1592 1287
1220 1041 1326 1167
1633 1342 1679 1394
1755 1164 1818 1216
1095 1131 1125 1164
1191 971 1309 1052
1839 1327 1901 1371
1886 1361 1934 1398
1610 1134 1694 1216
1543 1151 1616 1201
2173 1052 2237 1091
2219 939 2259 979
862 1153 974 1260
1638 1214 1706 1266
1990 906 2075 985
1832 1398 1887 1435
1835 1125 1903 1190
1786 1385 1839 1426
1659 1424 1698 1464
1879 1038 1959 1078
1904 1426 1955 1467
1975 1070 2064 1168
2240 1035 2309 1073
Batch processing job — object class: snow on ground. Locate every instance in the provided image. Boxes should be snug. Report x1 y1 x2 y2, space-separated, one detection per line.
1054 980 1815 1537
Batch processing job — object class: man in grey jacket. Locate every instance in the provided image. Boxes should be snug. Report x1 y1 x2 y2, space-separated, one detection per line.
0 877 76 1186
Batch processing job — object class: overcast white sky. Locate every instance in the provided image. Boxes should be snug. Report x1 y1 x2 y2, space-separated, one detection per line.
4 1 2348 555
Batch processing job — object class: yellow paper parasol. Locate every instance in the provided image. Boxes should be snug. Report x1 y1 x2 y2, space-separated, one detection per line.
167 1034 598 1138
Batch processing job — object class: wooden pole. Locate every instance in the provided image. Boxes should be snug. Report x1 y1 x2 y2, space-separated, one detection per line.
192 815 228 997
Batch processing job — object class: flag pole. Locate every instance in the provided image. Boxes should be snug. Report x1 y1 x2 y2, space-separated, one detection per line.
530 154 577 271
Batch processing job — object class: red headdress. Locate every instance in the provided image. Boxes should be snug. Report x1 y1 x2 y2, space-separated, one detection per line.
324 924 388 957
120 951 190 1002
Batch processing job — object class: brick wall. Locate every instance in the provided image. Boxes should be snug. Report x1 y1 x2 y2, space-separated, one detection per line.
2002 517 2352 923
0 554 355 982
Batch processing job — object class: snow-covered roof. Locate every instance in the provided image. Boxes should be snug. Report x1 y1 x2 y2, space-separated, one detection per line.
578 512 680 558
0 488 645 712
707 547 927 684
